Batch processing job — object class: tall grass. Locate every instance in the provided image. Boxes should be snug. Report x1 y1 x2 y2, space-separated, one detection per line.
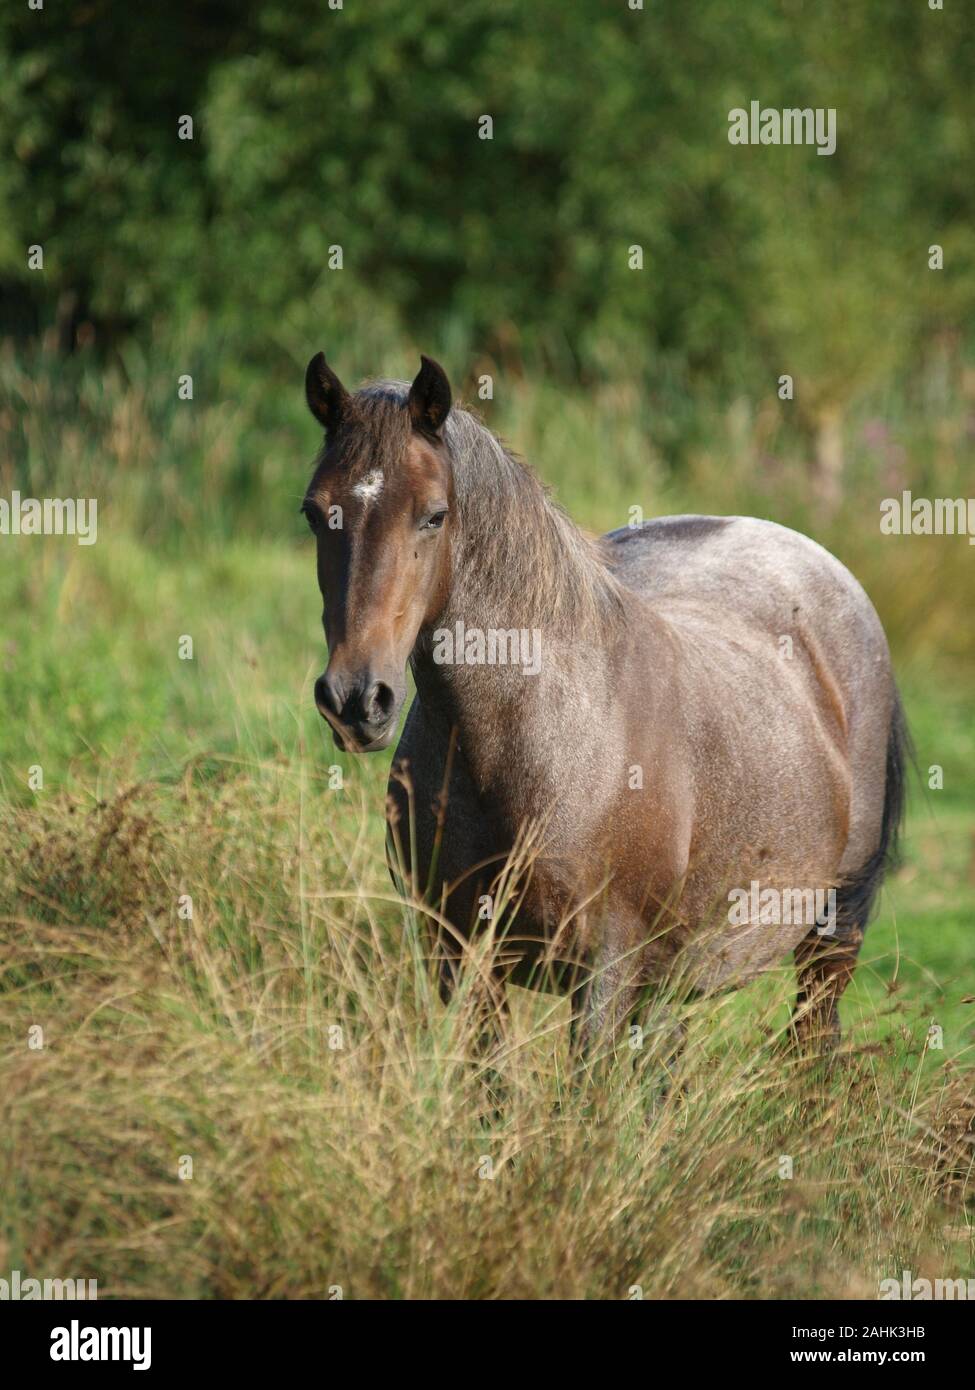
1 766 972 1299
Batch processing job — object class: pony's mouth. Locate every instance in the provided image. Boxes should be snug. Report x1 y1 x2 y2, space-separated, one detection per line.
330 720 396 754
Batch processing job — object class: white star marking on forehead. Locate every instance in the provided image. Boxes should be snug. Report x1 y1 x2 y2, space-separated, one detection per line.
352 470 384 503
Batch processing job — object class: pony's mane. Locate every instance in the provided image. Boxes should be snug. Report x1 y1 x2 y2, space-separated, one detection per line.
357 380 624 634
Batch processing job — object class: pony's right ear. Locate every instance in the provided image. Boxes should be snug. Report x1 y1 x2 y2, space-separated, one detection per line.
305 352 349 432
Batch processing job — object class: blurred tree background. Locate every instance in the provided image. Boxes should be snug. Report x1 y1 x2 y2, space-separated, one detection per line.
1 0 974 627
3 0 973 439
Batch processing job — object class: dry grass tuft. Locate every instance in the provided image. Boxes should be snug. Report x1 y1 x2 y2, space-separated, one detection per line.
1 764 971 1299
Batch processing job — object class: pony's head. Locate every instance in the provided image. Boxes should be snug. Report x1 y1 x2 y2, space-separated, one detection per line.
302 354 454 751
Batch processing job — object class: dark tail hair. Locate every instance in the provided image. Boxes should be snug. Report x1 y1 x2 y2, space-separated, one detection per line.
835 688 913 935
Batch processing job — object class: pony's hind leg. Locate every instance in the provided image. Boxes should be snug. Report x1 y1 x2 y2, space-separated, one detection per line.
793 689 910 1056
792 925 864 1054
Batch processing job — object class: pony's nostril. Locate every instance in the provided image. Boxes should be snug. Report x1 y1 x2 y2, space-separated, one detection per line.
366 681 395 724
314 673 342 718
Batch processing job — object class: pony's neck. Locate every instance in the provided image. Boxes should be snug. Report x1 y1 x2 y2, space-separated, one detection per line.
410 407 626 745
436 407 623 637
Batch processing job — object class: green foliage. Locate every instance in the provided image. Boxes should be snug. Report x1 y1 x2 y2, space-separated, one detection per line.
3 0 974 398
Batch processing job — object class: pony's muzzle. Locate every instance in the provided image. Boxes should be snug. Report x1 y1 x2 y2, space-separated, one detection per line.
314 669 398 752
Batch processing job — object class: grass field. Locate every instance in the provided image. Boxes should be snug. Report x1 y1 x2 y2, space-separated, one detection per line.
1 341 973 1298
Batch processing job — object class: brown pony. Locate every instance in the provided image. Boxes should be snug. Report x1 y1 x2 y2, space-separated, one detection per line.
302 353 908 1054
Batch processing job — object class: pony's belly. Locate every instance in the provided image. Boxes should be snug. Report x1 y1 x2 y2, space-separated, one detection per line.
674 918 817 993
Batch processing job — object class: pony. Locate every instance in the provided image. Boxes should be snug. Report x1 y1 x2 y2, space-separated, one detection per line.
302 353 908 1055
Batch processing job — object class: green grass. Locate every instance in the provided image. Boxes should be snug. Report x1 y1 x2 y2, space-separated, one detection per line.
0 340 973 1298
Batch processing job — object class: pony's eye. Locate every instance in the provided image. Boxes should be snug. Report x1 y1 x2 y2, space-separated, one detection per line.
421 510 447 532
301 502 322 534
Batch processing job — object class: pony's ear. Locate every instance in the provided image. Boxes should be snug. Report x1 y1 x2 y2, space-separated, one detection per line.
408 355 452 438
305 352 349 432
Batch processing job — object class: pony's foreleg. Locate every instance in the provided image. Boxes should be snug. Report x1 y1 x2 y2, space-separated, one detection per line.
436 930 510 1105
792 926 864 1054
466 964 510 1114
435 931 509 1043
575 933 640 1062
470 963 509 1055
574 957 687 1104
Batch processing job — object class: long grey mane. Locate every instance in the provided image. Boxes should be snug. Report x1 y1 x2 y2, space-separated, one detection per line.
359 380 625 635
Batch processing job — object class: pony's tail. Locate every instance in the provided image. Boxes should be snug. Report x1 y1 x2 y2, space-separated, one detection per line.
836 687 913 935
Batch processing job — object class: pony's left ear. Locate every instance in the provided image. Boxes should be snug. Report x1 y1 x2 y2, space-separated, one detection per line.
408 355 452 438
